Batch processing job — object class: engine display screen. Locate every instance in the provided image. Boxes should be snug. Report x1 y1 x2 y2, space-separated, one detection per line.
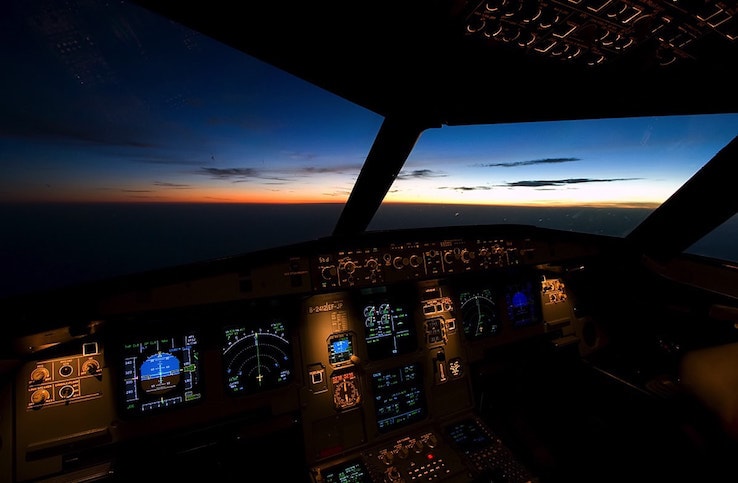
362 295 416 361
222 320 293 396
120 331 203 415
371 362 426 433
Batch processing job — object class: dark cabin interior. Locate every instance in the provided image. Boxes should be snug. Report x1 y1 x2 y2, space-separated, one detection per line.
3 1 738 482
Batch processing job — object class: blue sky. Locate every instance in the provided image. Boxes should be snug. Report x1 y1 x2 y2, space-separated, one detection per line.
2 0 737 206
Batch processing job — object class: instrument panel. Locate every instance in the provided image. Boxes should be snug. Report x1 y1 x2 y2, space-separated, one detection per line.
9 229 587 482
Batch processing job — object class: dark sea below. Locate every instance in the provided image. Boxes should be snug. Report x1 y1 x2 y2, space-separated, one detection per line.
1 203 736 300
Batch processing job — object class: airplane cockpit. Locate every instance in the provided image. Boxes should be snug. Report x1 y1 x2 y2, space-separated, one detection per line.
3 1 738 482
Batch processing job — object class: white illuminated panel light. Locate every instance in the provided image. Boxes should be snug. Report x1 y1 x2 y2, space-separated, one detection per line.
464 0 737 66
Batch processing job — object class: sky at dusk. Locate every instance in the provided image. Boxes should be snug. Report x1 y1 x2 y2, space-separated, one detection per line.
1 0 738 208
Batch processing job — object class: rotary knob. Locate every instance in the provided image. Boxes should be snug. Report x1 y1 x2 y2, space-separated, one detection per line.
385 466 403 483
30 367 50 383
423 433 438 448
321 266 337 280
394 445 409 459
82 358 101 375
343 261 356 274
409 254 421 267
31 388 50 405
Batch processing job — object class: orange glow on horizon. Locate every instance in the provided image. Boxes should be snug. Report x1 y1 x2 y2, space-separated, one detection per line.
4 192 660 209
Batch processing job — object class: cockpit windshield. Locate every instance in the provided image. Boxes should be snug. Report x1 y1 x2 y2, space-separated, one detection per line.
370 114 738 245
2 0 737 301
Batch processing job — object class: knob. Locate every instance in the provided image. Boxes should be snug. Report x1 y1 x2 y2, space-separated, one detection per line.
30 367 50 383
343 261 356 274
409 254 421 267
424 433 438 448
385 466 403 483
31 389 50 405
321 267 336 280
394 445 409 459
82 359 100 375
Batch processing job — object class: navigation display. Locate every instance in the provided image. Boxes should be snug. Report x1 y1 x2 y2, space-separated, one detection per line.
120 331 203 415
371 363 426 433
458 286 501 339
222 320 293 396
504 279 541 328
361 295 416 360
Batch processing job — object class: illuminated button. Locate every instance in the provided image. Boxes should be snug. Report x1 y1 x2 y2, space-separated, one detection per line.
59 364 74 377
59 385 75 399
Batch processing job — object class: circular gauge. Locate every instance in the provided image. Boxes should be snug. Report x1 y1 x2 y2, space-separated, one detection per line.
222 322 293 395
460 289 500 338
332 369 361 410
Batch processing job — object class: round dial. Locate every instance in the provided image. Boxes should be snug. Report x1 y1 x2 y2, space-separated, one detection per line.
31 388 50 405
460 289 500 338
30 367 49 383
332 369 361 410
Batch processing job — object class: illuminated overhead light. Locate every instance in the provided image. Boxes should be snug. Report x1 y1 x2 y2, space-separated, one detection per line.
705 10 731 29
600 33 618 46
586 0 613 14
501 25 521 42
483 21 504 38
534 39 557 53
553 22 577 38
466 18 486 33
607 3 643 24
566 46 583 59
613 36 634 50
463 0 734 67
696 5 727 25
485 0 506 13
501 0 522 18
667 29 695 49
581 51 606 65
656 47 677 66
716 17 738 40
550 42 571 56
606 2 628 18
517 30 536 47
651 17 670 35
524 6 542 23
